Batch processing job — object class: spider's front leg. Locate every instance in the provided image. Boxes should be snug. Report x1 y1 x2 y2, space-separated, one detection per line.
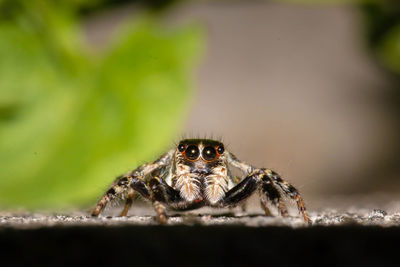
225 153 311 224
262 168 311 223
221 168 285 216
148 178 169 224
91 174 150 217
91 150 174 217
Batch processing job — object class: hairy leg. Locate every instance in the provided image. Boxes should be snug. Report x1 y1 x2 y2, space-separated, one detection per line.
232 176 248 212
220 171 261 206
220 169 303 221
259 174 289 217
91 175 149 216
263 169 311 223
153 201 167 224
91 149 174 217
119 188 135 217
226 152 310 223
259 198 273 216
148 177 190 224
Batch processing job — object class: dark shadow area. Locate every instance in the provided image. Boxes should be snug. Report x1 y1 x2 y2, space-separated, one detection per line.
0 224 399 266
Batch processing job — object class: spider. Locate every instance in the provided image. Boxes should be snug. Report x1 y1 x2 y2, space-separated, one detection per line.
92 139 311 224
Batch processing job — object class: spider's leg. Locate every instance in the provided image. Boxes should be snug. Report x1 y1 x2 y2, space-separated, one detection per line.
259 173 289 218
91 149 174 217
232 176 242 184
92 174 126 216
148 175 204 223
232 176 248 212
259 198 273 216
148 178 170 224
91 174 149 216
219 171 261 206
119 187 135 217
149 177 202 213
226 152 254 176
153 201 167 224
263 169 311 224
226 152 309 223
219 169 289 220
222 152 262 208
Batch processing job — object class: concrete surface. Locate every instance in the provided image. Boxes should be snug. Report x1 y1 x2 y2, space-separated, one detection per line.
0 206 399 229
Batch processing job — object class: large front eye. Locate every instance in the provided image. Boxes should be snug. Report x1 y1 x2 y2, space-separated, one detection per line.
185 145 200 160
202 146 216 161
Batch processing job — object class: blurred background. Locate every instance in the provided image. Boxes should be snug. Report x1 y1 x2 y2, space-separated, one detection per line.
1 0 400 212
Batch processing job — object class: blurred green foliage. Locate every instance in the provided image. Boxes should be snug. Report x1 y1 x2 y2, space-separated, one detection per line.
275 0 374 5
0 0 202 208
360 0 400 76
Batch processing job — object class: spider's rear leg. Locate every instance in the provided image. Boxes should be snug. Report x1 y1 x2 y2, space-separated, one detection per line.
263 169 311 224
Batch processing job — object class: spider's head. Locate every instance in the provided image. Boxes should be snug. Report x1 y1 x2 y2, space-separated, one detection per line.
176 139 225 174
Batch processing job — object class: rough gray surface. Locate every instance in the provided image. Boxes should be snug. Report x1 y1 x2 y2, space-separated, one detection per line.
1 207 399 229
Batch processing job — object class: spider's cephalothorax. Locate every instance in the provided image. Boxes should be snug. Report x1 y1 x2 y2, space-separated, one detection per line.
172 139 228 205
92 139 311 224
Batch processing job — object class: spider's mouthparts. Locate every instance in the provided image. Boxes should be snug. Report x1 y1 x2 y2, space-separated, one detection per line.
192 167 212 176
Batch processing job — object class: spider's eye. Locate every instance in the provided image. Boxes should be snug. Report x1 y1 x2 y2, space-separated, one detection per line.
178 144 185 152
217 145 224 154
185 145 200 160
203 146 217 161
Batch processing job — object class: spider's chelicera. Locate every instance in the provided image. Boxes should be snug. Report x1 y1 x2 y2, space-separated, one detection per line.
92 139 311 224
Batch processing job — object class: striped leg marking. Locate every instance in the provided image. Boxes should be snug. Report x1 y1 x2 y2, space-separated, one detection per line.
153 201 167 224
91 149 174 217
264 169 311 224
91 175 148 217
259 174 289 218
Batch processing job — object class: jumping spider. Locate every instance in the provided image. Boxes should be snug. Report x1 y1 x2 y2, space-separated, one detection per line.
92 139 311 224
